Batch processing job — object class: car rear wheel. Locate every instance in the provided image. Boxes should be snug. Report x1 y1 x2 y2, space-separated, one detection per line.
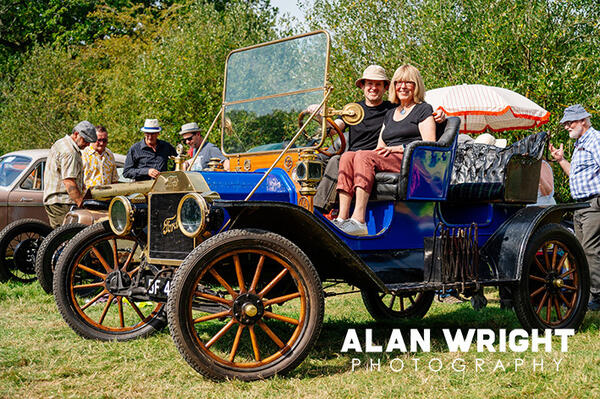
0 218 52 282
35 223 86 294
513 223 589 330
168 229 324 381
361 289 434 321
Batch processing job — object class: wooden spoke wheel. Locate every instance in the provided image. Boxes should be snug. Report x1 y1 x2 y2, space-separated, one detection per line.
513 223 589 330
361 290 434 321
0 218 52 282
53 222 166 341
168 229 323 381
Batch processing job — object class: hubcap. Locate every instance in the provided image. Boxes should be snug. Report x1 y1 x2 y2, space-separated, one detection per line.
232 293 264 325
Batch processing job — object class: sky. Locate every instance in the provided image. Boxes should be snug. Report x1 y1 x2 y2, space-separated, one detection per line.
270 0 306 24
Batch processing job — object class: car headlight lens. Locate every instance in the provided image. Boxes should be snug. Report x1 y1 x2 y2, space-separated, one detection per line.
177 193 208 238
109 196 133 236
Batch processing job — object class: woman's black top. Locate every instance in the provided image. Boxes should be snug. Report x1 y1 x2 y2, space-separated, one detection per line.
380 102 433 146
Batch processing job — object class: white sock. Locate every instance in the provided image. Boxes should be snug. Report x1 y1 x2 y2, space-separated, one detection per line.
335 217 346 222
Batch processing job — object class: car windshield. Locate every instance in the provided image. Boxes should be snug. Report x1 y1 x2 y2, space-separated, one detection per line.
0 155 32 187
222 31 329 154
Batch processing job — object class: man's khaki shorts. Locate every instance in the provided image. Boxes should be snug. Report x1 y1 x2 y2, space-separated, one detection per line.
44 204 73 228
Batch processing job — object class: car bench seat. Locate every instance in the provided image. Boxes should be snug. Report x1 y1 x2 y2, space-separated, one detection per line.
371 117 461 201
447 131 548 203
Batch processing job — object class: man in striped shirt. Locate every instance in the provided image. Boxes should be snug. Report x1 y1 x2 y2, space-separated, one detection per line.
550 104 600 311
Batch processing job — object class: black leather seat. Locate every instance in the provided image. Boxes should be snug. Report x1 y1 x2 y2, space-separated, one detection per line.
447 131 548 202
371 117 461 201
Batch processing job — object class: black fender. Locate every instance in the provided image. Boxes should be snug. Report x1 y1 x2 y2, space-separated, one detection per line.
480 202 588 281
213 200 387 293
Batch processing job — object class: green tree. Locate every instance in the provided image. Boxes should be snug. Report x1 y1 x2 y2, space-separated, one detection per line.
0 0 279 154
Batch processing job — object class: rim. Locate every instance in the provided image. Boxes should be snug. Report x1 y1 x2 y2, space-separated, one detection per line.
68 234 163 332
528 240 580 326
186 249 307 369
3 231 43 281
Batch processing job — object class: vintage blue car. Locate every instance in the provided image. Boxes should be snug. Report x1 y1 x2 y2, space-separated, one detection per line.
52 31 589 381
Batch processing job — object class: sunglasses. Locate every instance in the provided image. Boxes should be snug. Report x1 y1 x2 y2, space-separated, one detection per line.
96 138 108 143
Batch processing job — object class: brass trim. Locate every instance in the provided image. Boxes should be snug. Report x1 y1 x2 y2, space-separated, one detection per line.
177 193 209 238
108 196 133 236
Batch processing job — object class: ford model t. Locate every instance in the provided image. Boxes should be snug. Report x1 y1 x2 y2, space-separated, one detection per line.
52 31 589 380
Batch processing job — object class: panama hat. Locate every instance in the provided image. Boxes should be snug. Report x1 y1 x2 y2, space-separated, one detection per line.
140 119 162 133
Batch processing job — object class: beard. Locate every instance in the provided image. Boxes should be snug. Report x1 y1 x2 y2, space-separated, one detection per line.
569 130 581 139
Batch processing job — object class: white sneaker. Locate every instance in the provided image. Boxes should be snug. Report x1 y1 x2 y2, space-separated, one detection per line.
332 218 346 228
340 219 368 236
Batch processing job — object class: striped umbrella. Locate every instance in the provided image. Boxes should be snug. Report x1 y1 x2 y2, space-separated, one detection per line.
425 84 550 133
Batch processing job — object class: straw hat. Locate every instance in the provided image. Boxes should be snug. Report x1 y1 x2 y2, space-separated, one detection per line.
355 65 390 88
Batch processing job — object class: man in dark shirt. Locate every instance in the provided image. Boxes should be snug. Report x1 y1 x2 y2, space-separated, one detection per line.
123 119 177 181
314 65 395 211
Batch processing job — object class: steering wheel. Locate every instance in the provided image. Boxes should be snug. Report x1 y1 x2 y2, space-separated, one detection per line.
297 111 346 157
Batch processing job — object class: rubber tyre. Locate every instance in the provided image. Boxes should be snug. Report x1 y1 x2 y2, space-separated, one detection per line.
0 218 52 282
53 221 167 341
513 223 589 330
361 289 435 321
35 223 86 294
168 229 324 381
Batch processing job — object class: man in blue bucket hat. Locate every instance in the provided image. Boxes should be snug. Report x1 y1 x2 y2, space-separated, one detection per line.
550 104 600 311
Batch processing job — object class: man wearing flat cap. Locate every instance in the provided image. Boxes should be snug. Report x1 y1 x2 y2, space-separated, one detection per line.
43 120 97 228
179 122 228 171
550 104 600 311
123 119 176 181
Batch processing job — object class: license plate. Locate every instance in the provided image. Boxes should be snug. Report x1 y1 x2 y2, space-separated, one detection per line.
147 277 171 298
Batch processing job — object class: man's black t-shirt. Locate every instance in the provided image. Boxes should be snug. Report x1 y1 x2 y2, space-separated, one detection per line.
381 102 433 146
347 100 396 151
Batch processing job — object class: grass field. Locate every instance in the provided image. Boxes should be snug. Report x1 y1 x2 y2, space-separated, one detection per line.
1 282 599 399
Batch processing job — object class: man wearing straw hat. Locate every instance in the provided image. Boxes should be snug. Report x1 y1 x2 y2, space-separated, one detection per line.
550 104 600 311
123 118 176 181
179 122 229 171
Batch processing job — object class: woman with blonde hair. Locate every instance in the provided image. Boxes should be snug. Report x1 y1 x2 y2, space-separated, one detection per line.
335 64 436 236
